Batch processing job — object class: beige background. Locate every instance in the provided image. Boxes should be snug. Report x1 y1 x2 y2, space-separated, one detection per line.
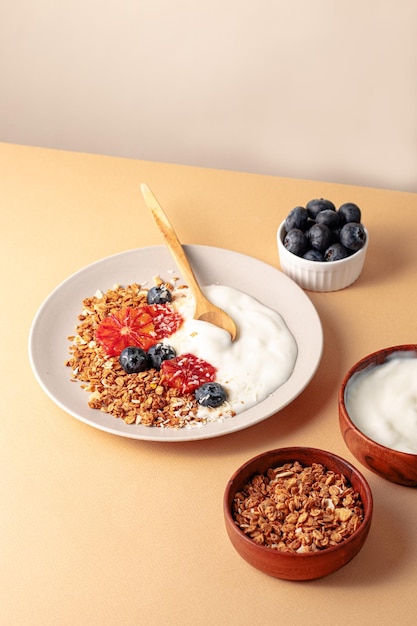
1 0 416 192
2 143 417 625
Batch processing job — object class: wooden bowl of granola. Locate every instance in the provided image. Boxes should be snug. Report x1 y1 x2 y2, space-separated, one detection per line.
223 447 373 580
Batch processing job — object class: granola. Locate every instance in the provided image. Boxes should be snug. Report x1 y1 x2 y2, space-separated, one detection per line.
66 280 208 428
232 461 364 552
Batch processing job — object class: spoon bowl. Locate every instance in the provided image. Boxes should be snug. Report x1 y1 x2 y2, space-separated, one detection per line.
140 184 237 341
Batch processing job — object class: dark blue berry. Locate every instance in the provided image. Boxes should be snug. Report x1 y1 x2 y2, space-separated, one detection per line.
147 285 172 305
339 222 366 251
284 206 309 232
315 209 340 229
147 343 176 370
338 203 361 225
306 198 336 219
330 226 342 243
324 243 349 262
283 228 308 256
307 223 332 252
119 346 148 374
303 249 325 262
195 382 227 408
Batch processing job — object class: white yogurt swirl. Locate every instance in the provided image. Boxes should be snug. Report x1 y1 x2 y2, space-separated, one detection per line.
346 354 417 454
169 284 298 421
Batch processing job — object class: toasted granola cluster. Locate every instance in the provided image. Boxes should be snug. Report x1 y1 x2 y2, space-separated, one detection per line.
232 461 364 552
66 281 207 428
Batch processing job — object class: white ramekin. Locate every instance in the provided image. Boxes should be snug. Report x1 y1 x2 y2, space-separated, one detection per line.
277 221 368 292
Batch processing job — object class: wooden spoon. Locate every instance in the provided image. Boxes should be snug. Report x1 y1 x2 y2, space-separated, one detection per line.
140 183 237 341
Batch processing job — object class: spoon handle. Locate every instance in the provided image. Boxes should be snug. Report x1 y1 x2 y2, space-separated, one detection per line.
140 184 206 298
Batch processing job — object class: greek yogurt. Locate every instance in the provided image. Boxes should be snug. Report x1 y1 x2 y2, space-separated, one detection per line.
346 353 417 454
169 284 298 420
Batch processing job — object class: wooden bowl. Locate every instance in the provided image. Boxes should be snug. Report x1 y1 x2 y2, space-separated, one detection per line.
339 345 417 487
223 447 373 580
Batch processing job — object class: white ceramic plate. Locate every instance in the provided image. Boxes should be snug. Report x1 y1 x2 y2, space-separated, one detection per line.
29 245 323 442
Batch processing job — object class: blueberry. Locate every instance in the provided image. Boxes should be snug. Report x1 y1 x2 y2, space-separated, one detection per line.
303 249 325 262
307 223 332 252
283 228 308 256
339 222 366 251
338 202 361 225
195 382 227 408
315 209 340 229
324 243 349 262
147 343 176 370
284 206 309 232
147 285 172 305
119 346 148 374
306 198 336 219
303 218 316 240
330 225 342 243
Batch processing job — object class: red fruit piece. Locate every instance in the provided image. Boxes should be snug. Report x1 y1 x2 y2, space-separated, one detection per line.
143 304 184 339
95 307 156 356
161 353 217 394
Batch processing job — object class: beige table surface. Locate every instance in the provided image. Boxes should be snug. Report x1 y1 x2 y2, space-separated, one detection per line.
1 142 416 626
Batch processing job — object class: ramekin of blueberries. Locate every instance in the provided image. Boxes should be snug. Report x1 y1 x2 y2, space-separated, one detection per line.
277 198 368 292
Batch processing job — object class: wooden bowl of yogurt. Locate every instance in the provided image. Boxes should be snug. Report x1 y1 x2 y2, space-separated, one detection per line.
339 345 417 487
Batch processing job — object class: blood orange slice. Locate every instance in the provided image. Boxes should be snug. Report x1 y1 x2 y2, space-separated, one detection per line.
142 304 183 339
161 353 217 394
95 307 156 356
